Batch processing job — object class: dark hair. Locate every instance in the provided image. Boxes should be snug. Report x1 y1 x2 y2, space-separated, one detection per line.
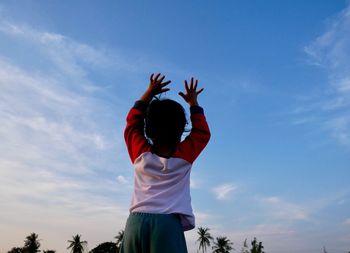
145 99 187 148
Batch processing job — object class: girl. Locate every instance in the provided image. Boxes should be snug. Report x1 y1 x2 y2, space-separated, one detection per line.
120 73 210 253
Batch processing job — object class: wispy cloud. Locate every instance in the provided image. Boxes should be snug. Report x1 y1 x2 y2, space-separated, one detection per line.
0 21 135 80
299 3 350 147
190 178 200 189
0 19 136 251
324 116 350 146
116 175 129 185
0 13 194 251
259 196 309 221
212 183 237 200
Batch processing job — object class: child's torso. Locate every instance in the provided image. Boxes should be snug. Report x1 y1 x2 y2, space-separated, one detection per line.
129 151 195 231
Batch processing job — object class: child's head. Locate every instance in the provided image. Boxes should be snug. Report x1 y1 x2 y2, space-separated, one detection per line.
145 99 187 148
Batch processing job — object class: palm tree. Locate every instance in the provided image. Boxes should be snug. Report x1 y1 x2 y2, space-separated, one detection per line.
251 238 264 253
115 230 124 250
196 227 213 253
90 242 116 253
212 236 234 253
8 247 23 253
67 234 87 253
240 239 249 253
23 233 40 253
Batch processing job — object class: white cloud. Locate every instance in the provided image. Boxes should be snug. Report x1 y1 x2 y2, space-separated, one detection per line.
324 116 350 146
212 183 237 200
190 178 199 189
0 21 110 72
0 59 117 165
0 10 201 253
116 175 129 184
0 19 136 253
260 196 308 221
300 3 350 147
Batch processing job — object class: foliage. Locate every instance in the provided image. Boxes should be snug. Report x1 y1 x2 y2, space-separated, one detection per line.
67 234 88 253
89 242 116 253
23 233 41 253
196 227 213 253
8 248 23 253
250 237 264 253
212 236 234 253
114 230 124 250
3 229 272 253
240 239 249 253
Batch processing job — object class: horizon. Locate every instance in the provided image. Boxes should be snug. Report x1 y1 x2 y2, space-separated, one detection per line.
0 1 350 253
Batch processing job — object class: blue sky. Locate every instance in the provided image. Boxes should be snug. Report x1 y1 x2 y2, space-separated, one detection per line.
0 1 349 252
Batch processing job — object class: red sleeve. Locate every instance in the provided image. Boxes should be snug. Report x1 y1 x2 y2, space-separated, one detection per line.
174 108 211 164
124 103 151 163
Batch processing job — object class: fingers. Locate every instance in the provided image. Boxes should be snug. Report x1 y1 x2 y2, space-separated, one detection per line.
158 75 165 83
184 80 190 93
150 73 171 86
197 88 204 95
178 92 186 100
150 73 162 82
185 77 200 91
161 88 170 93
154 73 161 82
150 74 203 99
162 80 171 87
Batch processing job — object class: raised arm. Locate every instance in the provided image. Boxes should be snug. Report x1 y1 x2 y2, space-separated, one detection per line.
176 78 210 164
140 73 171 103
124 73 171 163
178 77 203 107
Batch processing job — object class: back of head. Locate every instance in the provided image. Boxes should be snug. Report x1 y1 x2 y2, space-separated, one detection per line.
145 99 187 149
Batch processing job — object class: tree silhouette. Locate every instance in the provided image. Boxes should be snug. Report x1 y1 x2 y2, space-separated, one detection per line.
196 227 213 253
67 234 87 253
114 230 124 251
250 238 264 253
8 247 23 253
23 233 40 253
240 239 249 253
212 236 234 253
89 242 116 253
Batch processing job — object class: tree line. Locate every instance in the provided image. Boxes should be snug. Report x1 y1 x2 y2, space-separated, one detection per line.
7 228 349 253
196 227 264 253
7 232 124 253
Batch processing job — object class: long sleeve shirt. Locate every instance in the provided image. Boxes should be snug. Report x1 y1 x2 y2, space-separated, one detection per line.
124 100 210 231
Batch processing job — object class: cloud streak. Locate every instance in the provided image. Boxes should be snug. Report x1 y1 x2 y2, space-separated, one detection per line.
0 15 192 252
0 21 133 79
300 3 350 147
0 19 136 252
260 196 309 221
212 183 237 200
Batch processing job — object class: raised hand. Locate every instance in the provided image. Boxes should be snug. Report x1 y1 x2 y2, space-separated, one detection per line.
179 77 204 107
148 73 171 95
141 73 171 103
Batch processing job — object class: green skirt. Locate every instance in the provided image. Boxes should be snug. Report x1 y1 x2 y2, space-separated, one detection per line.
119 212 188 253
